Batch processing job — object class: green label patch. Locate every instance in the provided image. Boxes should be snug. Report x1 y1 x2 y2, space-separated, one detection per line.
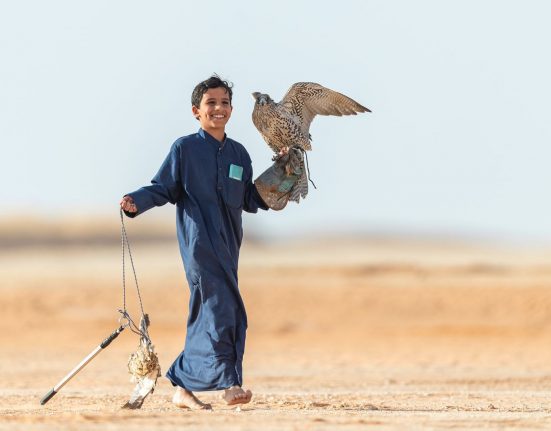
228 164 243 181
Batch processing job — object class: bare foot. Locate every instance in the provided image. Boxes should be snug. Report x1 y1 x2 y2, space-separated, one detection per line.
222 385 252 406
172 387 212 410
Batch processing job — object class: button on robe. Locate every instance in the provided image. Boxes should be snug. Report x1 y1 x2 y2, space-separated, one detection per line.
125 129 268 391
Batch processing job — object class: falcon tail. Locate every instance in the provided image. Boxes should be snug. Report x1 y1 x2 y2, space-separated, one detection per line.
289 171 308 203
288 151 309 203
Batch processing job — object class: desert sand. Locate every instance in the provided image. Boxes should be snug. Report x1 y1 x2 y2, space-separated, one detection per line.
1 229 551 430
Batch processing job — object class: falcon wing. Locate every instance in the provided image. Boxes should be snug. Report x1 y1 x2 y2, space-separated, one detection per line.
280 82 370 136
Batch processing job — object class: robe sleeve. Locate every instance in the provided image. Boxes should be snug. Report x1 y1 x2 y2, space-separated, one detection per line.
243 153 269 213
123 142 183 218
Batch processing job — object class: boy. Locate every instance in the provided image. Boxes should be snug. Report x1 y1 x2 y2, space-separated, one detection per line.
120 75 269 409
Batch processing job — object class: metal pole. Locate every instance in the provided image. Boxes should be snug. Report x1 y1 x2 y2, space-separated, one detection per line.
40 325 125 405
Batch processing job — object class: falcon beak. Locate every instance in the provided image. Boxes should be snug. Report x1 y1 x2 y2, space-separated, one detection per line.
252 92 261 100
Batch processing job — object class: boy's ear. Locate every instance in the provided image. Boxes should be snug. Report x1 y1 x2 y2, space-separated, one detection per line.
191 105 200 120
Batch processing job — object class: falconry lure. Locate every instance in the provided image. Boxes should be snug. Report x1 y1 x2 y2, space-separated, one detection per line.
252 82 370 205
122 314 161 409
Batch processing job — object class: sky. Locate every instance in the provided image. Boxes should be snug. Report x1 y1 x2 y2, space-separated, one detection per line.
1 1 550 243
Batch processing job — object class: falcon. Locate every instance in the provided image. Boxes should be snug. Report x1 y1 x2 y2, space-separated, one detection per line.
252 82 370 202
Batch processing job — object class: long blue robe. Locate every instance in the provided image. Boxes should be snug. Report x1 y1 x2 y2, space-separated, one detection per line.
125 128 268 391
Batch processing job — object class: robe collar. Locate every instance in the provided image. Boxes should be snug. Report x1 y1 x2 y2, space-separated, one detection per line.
198 128 227 149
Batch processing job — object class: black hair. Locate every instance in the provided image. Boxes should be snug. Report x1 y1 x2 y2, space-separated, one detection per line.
191 74 233 107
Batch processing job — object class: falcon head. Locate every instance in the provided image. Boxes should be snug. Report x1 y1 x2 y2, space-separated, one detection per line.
252 92 272 106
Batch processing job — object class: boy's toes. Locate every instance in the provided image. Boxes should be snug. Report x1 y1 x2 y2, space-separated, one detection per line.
242 389 252 402
223 387 253 405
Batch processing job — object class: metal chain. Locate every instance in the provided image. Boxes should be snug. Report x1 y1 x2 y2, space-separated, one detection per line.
119 209 149 340
121 209 127 312
302 148 317 189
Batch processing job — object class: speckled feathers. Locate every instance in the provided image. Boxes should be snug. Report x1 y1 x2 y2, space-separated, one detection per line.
252 82 370 153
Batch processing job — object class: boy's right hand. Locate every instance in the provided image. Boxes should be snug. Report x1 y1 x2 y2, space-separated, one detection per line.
120 195 137 213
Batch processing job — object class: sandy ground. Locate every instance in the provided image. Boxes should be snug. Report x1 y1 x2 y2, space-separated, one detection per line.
1 236 551 430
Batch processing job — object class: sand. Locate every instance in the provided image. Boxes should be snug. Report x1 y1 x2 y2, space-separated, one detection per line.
1 237 551 430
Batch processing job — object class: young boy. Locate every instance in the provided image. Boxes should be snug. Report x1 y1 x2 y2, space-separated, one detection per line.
120 75 269 409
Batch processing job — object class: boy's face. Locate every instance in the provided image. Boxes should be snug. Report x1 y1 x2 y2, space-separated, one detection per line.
192 87 232 134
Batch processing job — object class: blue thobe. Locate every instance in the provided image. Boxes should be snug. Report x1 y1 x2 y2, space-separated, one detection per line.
125 128 268 391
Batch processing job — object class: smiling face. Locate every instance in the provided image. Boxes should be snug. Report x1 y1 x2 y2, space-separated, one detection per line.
192 87 233 137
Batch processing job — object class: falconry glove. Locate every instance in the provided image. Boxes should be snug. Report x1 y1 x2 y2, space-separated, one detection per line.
254 147 306 210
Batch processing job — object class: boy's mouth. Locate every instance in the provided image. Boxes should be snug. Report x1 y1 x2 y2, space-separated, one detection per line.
211 115 226 119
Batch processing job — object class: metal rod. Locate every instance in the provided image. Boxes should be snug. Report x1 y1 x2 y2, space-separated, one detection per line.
40 325 125 405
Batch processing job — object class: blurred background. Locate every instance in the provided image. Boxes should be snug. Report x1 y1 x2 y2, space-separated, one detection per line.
1 0 550 244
